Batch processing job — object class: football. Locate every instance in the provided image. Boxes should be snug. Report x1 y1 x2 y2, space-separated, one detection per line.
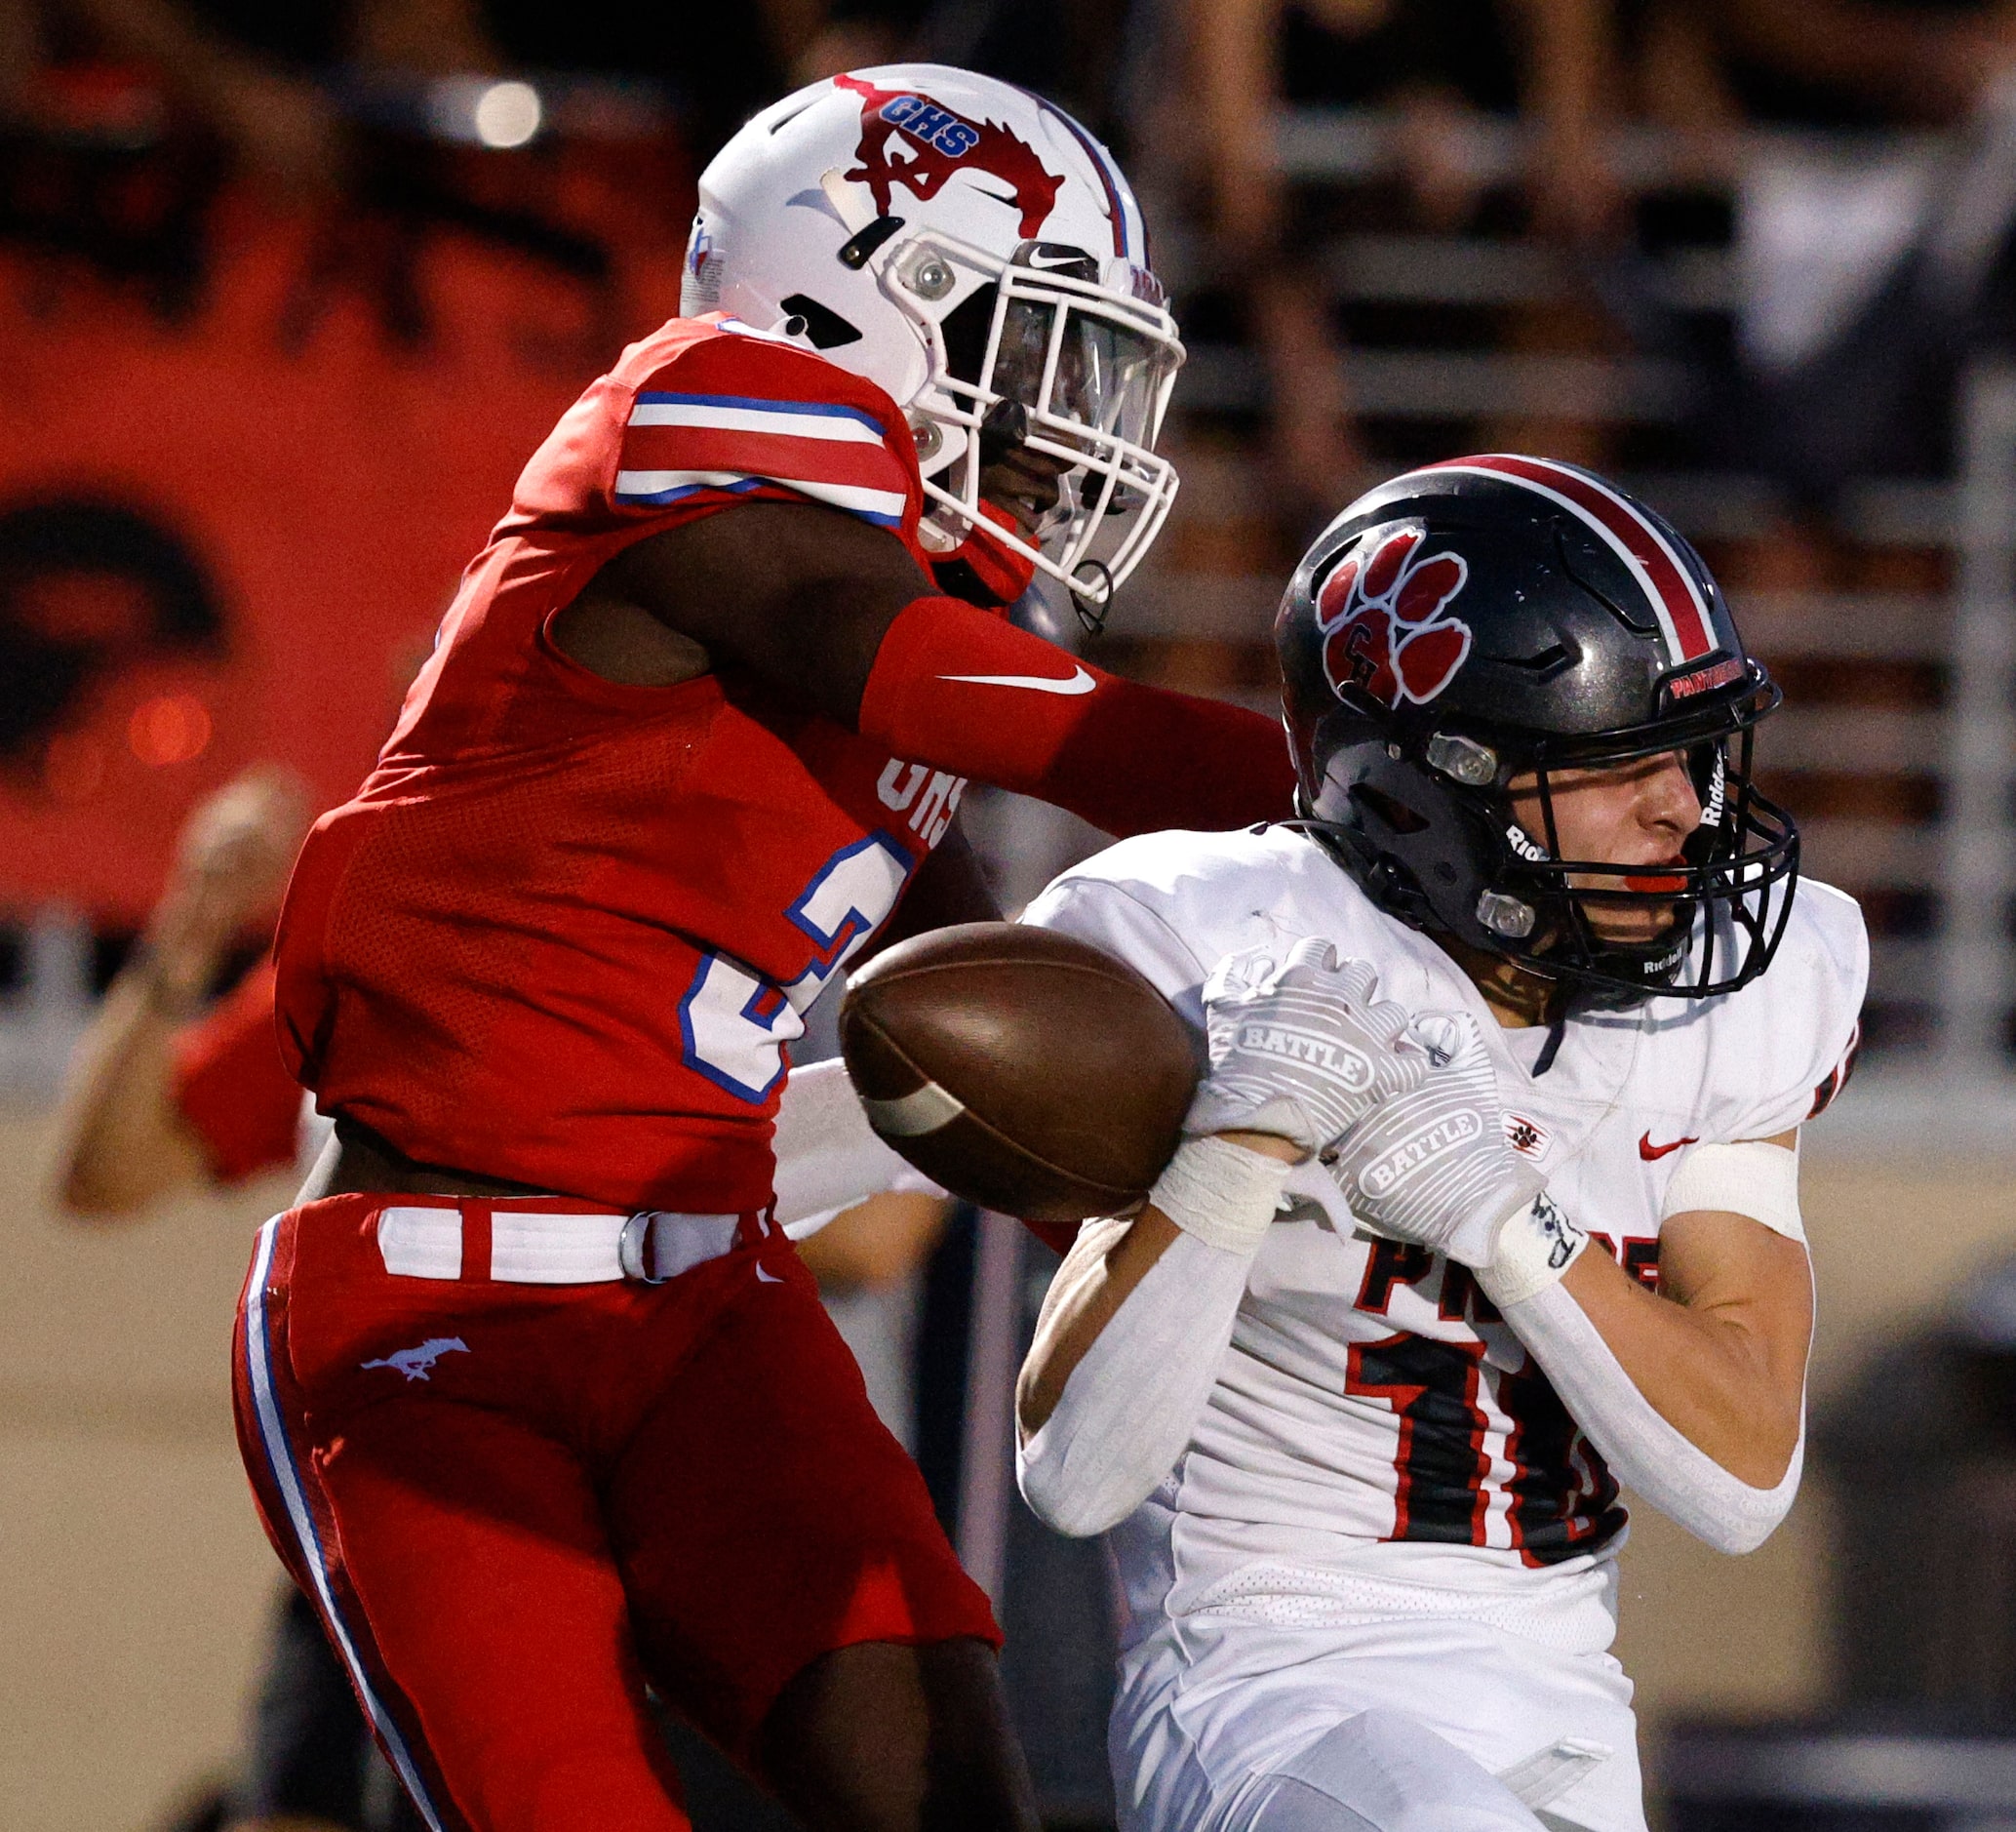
839 922 1200 1236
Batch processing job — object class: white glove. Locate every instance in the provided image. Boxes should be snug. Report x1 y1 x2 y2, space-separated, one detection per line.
1185 938 1429 1154
1323 1009 1541 1265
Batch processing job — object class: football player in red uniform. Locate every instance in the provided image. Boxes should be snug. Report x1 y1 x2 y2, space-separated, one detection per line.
235 64 1297 1832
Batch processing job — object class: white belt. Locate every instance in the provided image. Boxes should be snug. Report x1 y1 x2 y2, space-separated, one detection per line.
376 1206 750 1285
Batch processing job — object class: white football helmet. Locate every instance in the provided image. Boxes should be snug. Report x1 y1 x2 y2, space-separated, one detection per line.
684 64 1185 617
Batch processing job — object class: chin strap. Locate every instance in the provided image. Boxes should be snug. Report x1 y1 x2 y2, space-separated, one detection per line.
1531 1014 1567 1076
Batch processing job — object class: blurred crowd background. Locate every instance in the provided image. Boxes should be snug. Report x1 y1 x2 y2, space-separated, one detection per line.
6 2 2016 1829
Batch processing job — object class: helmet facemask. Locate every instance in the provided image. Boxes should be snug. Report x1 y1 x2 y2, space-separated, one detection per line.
874 232 1183 623
1315 668 1800 1003
1488 697 1801 1001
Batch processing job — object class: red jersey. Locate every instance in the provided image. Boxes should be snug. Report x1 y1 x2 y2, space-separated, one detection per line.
276 317 968 1213
172 959 303 1182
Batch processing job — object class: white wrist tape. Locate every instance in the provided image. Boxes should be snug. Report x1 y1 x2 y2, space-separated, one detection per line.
1018 1224 1254 1537
772 1056 943 1237
1477 1192 1590 1309
1497 1278 1803 1555
1662 1138 1803 1244
1148 1135 1295 1255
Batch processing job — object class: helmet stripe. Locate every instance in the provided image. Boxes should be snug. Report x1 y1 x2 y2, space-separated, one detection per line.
1026 91 1130 258
1421 456 1716 667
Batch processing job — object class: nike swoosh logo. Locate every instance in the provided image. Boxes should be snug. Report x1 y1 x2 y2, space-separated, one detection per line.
1639 1133 1699 1162
755 1264 784 1283
938 667 1096 696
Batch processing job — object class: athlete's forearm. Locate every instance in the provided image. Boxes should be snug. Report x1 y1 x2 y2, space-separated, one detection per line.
1465 1154 1814 1551
1017 1136 1299 1535
1017 1211 1256 1537
47 973 213 1217
1017 1207 1183 1436
620 512 1296 834
1018 1131 1301 1434
858 597 1298 837
1555 1239 1808 1485
771 1057 943 1234
1492 1259 1806 1556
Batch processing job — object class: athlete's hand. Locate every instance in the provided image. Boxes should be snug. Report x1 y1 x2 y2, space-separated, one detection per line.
1185 938 1429 1155
142 765 310 1009
1322 1009 1542 1265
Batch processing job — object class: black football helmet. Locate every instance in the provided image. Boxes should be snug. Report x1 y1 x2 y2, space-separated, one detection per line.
1276 455 1799 1003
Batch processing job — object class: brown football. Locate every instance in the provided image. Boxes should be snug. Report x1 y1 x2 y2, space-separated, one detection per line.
839 922 1200 1235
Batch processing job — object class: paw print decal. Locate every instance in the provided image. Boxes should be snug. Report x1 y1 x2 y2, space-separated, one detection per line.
1317 527 1473 709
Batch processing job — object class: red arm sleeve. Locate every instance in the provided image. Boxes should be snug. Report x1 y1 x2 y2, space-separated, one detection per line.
169 961 304 1183
856 595 1297 838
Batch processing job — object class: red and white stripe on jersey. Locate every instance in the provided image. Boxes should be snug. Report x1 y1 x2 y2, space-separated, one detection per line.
1423 455 1720 669
615 390 913 529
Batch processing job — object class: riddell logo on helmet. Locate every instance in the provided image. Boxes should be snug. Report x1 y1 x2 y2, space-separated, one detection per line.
1316 528 1474 709
837 74 1064 238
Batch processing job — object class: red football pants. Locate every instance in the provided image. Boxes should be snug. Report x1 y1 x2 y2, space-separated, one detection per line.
232 1195 998 1832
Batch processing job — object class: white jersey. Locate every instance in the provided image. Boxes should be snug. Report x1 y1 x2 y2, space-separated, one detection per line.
1021 823 1866 1653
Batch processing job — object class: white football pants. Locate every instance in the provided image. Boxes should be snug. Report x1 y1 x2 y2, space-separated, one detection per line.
1110 1613 1645 1832
1228 1708 1613 1830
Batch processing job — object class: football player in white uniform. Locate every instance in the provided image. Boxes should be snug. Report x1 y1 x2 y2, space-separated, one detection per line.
1010 456 1866 1832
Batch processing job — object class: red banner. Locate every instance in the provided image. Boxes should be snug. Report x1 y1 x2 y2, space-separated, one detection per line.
0 194 685 924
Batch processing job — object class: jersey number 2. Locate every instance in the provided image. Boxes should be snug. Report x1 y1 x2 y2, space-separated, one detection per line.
679 832 912 1102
